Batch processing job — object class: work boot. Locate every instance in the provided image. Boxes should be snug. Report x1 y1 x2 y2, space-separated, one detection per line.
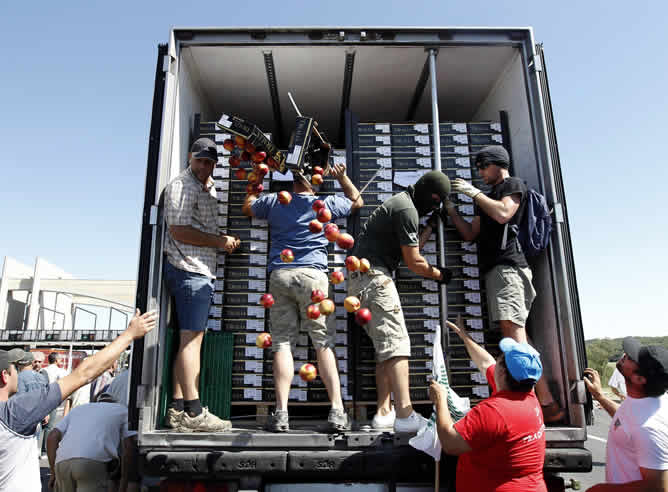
394 410 426 434
371 406 396 430
265 410 289 433
165 408 184 429
327 408 351 432
542 402 566 424
178 407 232 432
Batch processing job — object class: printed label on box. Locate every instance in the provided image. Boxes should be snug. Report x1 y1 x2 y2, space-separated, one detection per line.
422 294 439 305
245 360 263 373
290 389 308 401
417 147 431 156
208 319 221 331
248 307 265 318
456 169 472 179
375 124 390 133
466 305 482 316
378 158 392 168
416 135 430 145
294 347 308 360
249 279 266 291
210 306 222 318
465 292 481 303
244 374 261 387
377 147 391 156
213 293 223 305
414 124 429 133
244 347 263 359
338 359 348 372
469 331 485 344
473 385 490 398
244 388 262 401
464 279 480 290
251 229 269 240
335 347 347 358
334 292 346 303
214 133 231 143
377 181 392 191
458 193 473 203
249 268 267 278
458 205 474 215
215 279 224 290
466 318 483 330
336 333 347 344
454 135 468 144
462 254 478 265
376 136 391 145
463 267 480 278
421 280 438 291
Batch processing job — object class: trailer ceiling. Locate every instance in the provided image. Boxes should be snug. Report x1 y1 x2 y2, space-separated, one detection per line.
185 45 517 146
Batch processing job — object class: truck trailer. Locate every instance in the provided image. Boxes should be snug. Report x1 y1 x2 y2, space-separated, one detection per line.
130 26 592 491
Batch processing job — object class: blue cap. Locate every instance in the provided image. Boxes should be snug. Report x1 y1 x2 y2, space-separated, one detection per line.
499 338 543 383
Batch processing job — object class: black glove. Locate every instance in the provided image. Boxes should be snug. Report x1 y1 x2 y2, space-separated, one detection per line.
436 266 452 285
426 212 440 229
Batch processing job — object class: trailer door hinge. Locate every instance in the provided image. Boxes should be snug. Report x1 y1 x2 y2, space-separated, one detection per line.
162 54 174 74
570 380 587 404
529 55 543 73
553 202 564 223
149 205 159 225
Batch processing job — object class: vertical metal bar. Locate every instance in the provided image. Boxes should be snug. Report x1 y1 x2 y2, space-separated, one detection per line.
428 49 450 362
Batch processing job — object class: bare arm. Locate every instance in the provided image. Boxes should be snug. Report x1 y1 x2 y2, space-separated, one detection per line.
584 368 620 418
242 192 259 217
46 428 62 477
445 206 481 242
447 318 496 375
329 163 364 212
429 380 473 456
418 224 434 250
586 468 668 491
474 193 520 225
119 436 134 492
62 399 71 417
401 245 443 281
57 310 157 402
169 225 239 253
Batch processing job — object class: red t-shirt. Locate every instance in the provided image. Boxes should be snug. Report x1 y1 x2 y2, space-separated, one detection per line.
453 365 547 492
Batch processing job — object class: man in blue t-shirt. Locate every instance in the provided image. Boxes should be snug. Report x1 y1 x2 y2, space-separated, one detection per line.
0 309 157 492
243 163 362 432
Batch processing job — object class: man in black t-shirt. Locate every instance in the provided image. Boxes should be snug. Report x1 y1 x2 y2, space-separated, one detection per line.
444 146 564 423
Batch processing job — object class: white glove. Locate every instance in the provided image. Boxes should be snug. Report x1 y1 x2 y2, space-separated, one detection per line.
452 179 481 199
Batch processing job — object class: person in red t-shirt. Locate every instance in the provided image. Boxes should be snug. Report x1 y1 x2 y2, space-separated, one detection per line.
429 319 547 492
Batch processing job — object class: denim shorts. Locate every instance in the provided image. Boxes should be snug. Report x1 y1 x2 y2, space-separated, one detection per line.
163 260 214 332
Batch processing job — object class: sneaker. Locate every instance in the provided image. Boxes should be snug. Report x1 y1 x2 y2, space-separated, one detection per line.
327 408 351 432
371 407 396 430
542 402 566 424
393 410 426 434
265 410 289 433
178 407 232 432
165 408 184 429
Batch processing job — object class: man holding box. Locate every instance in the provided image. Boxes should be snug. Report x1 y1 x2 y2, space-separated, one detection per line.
163 137 240 432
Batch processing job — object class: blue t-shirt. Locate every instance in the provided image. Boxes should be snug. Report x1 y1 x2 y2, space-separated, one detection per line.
0 383 62 436
17 371 48 395
252 193 352 272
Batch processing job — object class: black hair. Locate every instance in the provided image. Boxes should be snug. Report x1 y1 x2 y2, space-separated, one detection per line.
498 356 536 393
48 353 58 364
639 370 668 398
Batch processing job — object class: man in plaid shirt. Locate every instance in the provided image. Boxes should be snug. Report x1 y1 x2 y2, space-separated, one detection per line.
163 137 240 432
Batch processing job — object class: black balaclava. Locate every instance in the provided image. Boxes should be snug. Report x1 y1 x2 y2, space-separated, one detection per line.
409 171 451 216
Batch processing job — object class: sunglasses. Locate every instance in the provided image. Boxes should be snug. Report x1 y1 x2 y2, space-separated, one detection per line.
475 161 491 170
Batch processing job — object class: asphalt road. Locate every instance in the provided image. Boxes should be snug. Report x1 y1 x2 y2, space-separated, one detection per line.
39 407 612 491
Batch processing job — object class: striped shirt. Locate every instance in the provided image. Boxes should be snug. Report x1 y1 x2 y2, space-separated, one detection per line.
164 167 218 278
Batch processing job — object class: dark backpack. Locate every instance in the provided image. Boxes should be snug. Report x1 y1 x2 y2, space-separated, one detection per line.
516 188 552 256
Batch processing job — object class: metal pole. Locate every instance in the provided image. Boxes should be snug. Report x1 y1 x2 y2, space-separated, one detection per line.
428 49 450 357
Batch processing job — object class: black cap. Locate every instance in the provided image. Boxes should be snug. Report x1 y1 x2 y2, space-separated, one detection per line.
475 145 510 169
190 137 218 162
623 337 668 379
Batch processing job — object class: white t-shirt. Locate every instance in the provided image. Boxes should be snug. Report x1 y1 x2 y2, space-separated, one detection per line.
54 402 132 464
69 383 91 408
606 393 668 483
42 364 67 383
608 368 627 397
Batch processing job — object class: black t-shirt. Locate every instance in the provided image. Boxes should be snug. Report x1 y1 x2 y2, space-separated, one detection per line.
476 177 529 274
353 192 420 272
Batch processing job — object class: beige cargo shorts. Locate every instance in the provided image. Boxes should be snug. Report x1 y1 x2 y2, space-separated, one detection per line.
268 267 333 353
348 267 411 363
484 264 536 328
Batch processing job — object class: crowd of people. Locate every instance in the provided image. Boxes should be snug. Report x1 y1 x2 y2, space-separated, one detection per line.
2 139 664 491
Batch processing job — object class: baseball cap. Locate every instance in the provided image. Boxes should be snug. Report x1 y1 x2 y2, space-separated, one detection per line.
499 337 543 383
0 349 28 372
475 145 510 169
190 137 218 162
622 337 668 379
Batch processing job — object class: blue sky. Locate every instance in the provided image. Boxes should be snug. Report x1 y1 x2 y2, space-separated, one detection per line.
1 1 666 340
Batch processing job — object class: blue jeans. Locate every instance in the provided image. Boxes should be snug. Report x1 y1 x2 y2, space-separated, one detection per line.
163 261 214 332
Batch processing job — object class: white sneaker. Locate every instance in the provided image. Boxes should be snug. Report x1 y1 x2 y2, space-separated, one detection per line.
393 410 426 434
371 407 396 429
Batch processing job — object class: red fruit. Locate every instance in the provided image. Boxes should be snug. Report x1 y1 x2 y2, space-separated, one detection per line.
252 152 267 164
223 139 235 152
306 304 321 320
324 223 340 242
245 143 256 154
319 299 335 316
313 166 324 176
256 163 269 175
355 308 372 326
336 233 355 250
330 270 345 285
344 296 361 313
229 155 241 168
234 135 246 147
311 174 324 186
259 293 275 308
278 191 292 204
312 200 326 212
309 220 323 234
241 151 251 162
311 289 326 303
316 208 332 224
235 168 247 180
256 332 272 349
246 183 264 194
267 157 279 169
345 256 361 272
247 171 260 184
280 249 294 263
299 363 317 382
359 258 371 273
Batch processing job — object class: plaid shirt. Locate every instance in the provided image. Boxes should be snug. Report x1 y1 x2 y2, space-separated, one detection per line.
164 167 218 278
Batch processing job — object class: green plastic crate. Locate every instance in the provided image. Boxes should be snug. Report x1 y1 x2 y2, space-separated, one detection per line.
158 327 233 427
